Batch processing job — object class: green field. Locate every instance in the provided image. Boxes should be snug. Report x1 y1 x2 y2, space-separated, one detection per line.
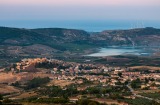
139 92 160 100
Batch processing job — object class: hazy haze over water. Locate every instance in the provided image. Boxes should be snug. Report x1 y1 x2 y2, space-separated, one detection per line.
0 20 160 32
0 0 160 31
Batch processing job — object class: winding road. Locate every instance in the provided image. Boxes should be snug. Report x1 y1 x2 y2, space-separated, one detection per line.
126 83 160 103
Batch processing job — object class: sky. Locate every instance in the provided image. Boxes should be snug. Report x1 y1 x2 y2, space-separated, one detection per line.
0 0 160 31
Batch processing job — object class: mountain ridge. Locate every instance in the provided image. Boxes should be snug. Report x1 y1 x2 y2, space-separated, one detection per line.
1 26 160 46
0 26 160 61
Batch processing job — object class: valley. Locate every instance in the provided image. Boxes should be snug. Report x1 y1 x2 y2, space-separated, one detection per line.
0 27 160 105
0 27 160 67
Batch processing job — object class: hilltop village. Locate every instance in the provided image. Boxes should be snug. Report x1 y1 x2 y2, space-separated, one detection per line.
14 58 160 87
0 58 160 105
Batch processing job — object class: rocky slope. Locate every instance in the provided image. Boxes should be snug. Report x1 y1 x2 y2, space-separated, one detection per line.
1 26 160 47
91 27 160 46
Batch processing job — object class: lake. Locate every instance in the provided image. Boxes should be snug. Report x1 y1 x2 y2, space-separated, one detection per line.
87 46 151 57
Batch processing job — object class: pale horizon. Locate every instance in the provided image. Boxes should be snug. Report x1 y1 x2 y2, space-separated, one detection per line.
0 0 160 31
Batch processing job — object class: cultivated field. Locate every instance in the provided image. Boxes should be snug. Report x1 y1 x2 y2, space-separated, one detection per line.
0 84 20 94
130 66 160 70
47 80 74 87
0 72 52 84
12 91 38 99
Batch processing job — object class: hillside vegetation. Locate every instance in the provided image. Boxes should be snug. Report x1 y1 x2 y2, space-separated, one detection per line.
0 26 160 65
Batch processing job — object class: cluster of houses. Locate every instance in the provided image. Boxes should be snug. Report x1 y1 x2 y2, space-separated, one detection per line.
13 58 160 90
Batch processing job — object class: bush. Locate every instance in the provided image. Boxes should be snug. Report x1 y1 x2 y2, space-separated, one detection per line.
3 98 12 103
77 99 100 105
41 85 78 98
32 98 68 104
25 77 50 90
131 78 141 89
0 94 3 100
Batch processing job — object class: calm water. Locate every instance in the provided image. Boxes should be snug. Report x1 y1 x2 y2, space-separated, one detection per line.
1 20 160 32
87 46 150 57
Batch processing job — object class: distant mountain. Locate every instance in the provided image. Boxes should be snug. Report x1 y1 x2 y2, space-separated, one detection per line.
1 27 90 42
0 27 90 50
91 27 160 46
0 27 48 45
32 28 89 41
0 26 160 62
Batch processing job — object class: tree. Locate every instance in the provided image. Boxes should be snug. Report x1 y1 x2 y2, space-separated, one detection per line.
88 102 98 105
87 87 100 94
77 99 100 105
25 77 50 90
118 72 122 77
150 78 155 81
150 100 159 105
0 94 3 100
131 78 141 89
11 81 20 87
124 80 129 85
131 82 137 89
3 98 12 103
145 78 149 84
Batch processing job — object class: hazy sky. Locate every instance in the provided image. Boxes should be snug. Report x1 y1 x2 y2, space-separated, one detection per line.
0 0 160 30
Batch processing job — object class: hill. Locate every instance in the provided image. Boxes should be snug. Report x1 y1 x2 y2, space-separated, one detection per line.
91 27 160 46
0 26 160 65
